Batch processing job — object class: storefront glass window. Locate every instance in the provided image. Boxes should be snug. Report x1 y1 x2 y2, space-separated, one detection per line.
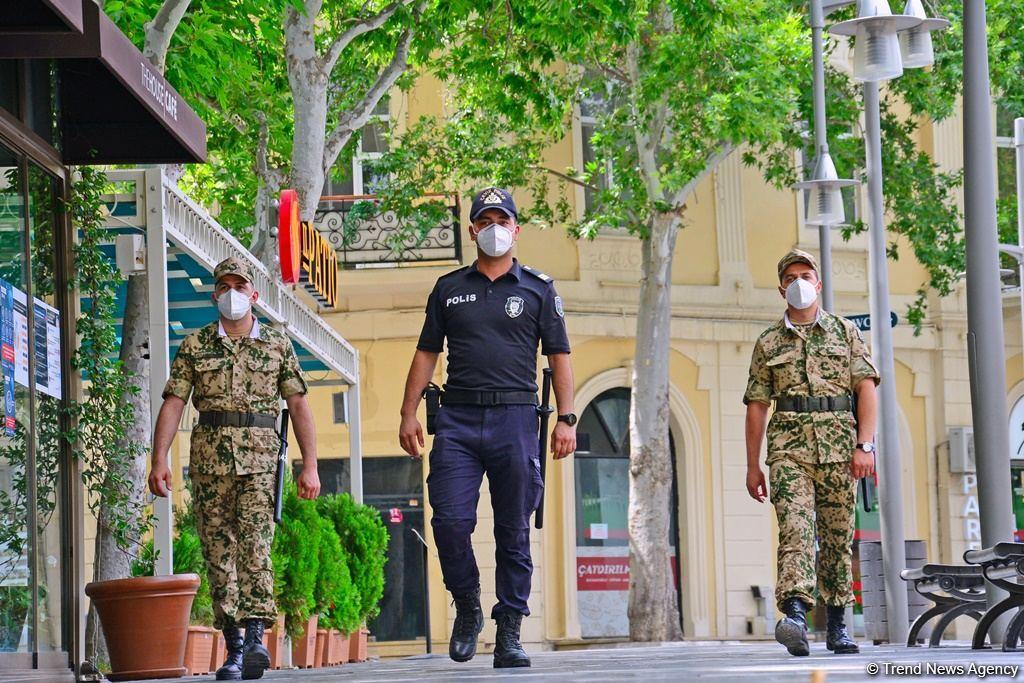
27 162 63 652
0 142 31 653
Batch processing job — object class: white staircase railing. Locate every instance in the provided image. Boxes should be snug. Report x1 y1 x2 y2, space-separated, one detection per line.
103 168 358 385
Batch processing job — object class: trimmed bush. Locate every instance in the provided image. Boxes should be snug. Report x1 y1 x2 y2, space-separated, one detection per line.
271 478 321 638
317 493 389 623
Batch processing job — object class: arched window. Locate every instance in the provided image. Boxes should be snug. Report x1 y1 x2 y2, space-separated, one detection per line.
574 387 680 637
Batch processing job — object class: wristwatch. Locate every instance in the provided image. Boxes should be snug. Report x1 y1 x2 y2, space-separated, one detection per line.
856 442 876 454
557 413 578 426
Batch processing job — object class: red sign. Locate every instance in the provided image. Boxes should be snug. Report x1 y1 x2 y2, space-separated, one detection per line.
278 189 338 307
576 555 680 592
577 557 630 591
278 189 301 285
388 508 403 524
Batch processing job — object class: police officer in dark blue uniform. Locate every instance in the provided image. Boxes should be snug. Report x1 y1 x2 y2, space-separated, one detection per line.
399 187 577 668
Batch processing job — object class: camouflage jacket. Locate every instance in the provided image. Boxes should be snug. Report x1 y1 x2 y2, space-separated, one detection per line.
162 318 308 475
744 310 880 465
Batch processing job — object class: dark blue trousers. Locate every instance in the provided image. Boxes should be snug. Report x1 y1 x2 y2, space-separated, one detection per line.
427 404 543 618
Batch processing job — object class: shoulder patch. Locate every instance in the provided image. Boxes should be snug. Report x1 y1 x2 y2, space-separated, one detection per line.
521 265 553 283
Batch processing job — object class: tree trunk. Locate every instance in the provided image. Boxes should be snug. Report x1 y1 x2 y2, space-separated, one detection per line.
627 213 684 642
84 272 151 664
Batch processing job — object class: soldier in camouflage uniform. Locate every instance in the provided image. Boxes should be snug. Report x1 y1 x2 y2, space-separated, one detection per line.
149 257 321 681
743 249 879 657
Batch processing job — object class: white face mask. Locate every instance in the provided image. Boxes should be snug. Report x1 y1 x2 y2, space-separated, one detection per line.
785 278 818 310
217 289 253 321
475 224 515 257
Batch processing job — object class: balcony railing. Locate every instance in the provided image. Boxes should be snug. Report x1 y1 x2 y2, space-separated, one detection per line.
314 193 462 268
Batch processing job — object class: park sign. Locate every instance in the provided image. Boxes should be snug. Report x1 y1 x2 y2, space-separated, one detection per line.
278 189 339 308
845 312 898 333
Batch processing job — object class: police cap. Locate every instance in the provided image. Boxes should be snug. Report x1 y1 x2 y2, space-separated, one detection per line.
469 187 518 221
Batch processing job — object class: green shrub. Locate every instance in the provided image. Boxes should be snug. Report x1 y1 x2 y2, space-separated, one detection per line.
317 493 389 623
272 478 321 638
130 505 214 626
315 517 360 634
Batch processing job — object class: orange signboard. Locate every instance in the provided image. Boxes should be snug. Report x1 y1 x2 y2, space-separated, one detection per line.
278 190 338 308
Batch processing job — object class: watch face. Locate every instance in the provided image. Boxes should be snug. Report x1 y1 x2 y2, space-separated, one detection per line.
860 443 875 453
560 413 577 426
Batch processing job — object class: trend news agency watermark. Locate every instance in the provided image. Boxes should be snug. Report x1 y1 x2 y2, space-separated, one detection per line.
865 662 1020 679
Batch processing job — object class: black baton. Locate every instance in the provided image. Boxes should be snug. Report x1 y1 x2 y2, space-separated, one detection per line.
535 368 554 530
274 409 290 524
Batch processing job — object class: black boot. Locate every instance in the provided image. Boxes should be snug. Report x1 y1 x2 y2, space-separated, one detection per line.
774 597 810 657
493 612 530 668
215 620 244 681
826 605 860 654
449 588 484 662
240 619 270 680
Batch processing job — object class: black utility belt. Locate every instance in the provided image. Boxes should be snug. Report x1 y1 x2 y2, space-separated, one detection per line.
440 389 538 406
775 395 852 413
197 411 277 428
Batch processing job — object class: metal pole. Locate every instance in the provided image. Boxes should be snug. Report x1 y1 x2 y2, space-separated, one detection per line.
863 81 909 645
810 0 835 311
1015 118 1024 381
145 167 173 576
963 0 1015 638
347 382 364 504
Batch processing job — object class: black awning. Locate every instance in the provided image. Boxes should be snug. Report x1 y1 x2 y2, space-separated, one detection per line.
2 0 83 33
0 0 206 164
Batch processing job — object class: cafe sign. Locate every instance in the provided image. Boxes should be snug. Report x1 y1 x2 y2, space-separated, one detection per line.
279 189 339 308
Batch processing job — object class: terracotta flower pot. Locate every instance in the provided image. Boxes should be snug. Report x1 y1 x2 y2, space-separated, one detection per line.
85 574 200 682
333 630 350 665
291 614 319 668
209 631 226 673
348 627 369 663
262 614 286 669
183 625 215 675
315 628 328 667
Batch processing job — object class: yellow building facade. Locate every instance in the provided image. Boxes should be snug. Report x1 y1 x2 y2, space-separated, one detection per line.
147 82 1024 655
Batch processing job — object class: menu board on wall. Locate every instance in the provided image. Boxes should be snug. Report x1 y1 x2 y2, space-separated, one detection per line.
0 279 14 437
0 280 62 433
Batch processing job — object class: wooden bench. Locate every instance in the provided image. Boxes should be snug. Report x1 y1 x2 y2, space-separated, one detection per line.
899 564 986 647
964 542 1024 651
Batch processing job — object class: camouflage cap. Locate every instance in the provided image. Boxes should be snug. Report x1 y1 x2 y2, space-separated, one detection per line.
213 257 254 284
777 249 819 281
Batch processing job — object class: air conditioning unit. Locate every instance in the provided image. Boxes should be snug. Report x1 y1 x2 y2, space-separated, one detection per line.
948 426 975 473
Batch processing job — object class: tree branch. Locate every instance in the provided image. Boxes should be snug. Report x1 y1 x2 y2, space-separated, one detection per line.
321 0 416 74
196 94 248 135
322 24 416 171
142 0 193 74
669 144 734 210
531 165 602 192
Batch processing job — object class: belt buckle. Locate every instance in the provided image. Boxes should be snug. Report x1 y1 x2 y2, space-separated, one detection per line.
243 413 254 427
482 392 498 406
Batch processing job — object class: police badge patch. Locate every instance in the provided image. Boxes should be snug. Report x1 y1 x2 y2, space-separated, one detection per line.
554 296 564 318
505 296 525 318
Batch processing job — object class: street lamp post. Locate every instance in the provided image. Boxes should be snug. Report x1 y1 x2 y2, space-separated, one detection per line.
794 0 858 313
828 0 947 646
963 0 1016 638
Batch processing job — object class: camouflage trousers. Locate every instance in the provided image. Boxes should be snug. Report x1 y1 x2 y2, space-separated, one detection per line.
191 471 277 629
769 458 857 611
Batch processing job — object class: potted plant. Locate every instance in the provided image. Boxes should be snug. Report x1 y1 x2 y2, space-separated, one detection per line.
318 494 388 663
130 507 215 677
313 511 359 665
274 479 321 668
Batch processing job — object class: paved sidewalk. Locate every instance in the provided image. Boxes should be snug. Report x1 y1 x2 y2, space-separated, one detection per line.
153 640 1024 682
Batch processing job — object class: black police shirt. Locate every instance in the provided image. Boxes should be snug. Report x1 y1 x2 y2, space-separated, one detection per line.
416 259 571 393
